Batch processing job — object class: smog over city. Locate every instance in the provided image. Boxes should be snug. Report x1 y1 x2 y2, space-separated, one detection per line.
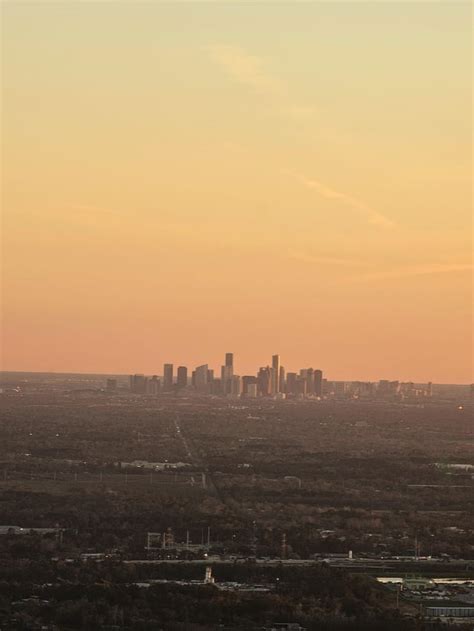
1 2 472 631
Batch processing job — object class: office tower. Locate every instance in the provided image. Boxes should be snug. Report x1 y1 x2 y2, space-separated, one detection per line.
257 367 271 397
207 369 214 383
306 368 314 395
242 375 257 396
147 375 160 395
106 378 117 392
296 376 307 397
271 354 280 395
195 364 210 393
286 372 297 395
130 374 147 394
230 375 242 397
334 381 347 397
314 369 323 397
163 364 174 391
211 378 222 395
177 366 188 389
247 383 258 398
221 352 234 395
279 366 286 393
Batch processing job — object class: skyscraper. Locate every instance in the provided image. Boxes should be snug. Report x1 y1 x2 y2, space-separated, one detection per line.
221 352 234 395
177 366 188 389
195 364 209 393
163 364 174 391
279 366 286 393
271 354 280 395
257 367 271 397
130 374 147 394
286 372 297 395
314 369 323 397
147 375 160 395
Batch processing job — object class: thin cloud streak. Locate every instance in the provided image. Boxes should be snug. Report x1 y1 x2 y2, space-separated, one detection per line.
206 45 282 93
358 263 473 281
288 250 366 267
205 45 315 120
286 170 394 229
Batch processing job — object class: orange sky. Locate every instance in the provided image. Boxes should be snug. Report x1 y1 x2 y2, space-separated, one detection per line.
2 2 472 382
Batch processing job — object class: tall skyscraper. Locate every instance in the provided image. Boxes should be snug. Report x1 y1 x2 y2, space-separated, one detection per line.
314 369 323 397
222 352 234 395
271 354 280 395
230 374 242 397
177 366 188 389
163 364 174 391
195 364 210 393
257 366 271 396
279 366 286 393
286 372 297 395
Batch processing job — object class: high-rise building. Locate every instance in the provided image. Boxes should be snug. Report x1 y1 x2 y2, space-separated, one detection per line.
279 366 286 393
177 366 188 389
163 364 174 391
147 375 160 395
271 355 280 395
221 353 234 395
130 374 147 394
306 368 314 395
257 367 271 397
247 383 258 398
286 372 297 395
195 364 209 393
296 376 307 397
242 375 257 396
230 375 242 397
314 369 323 397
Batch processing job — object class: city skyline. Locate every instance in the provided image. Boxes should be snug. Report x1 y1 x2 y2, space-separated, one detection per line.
3 2 472 383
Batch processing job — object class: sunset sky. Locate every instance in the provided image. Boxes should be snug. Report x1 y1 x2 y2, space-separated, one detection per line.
2 2 472 383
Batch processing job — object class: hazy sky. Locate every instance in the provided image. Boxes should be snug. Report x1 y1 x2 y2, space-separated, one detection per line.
2 1 472 382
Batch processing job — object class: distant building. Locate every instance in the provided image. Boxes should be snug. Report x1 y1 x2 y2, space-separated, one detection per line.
271 355 280 395
147 375 160 395
286 372 297 395
163 364 174 391
230 375 242 397
177 366 188 389
314 370 323 397
257 367 271 396
221 352 234 395
247 383 258 398
130 374 147 394
279 366 286 393
195 364 210 393
242 375 257 396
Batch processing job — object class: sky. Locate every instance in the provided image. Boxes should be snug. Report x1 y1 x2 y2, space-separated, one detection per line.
1 1 472 383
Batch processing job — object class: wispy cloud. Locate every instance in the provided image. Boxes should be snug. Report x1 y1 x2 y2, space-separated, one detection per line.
358 263 473 281
206 45 282 94
288 250 366 267
286 170 394 229
206 45 315 120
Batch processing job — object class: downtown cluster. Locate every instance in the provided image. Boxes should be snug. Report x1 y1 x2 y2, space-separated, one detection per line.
125 353 323 399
